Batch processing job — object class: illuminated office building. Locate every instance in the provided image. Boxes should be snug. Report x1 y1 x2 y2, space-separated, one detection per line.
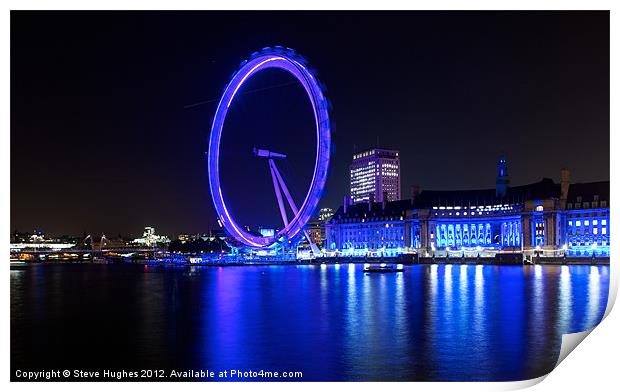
327 158 609 258
350 148 401 203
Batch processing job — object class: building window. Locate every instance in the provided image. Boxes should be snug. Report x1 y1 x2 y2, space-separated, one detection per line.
593 219 598 225
567 203 573 209
584 220 589 226
602 219 607 226
536 205 543 212
576 221 581 227
602 228 607 235
601 201 607 207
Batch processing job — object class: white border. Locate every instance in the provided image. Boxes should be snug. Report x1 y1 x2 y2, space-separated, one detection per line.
3 2 617 391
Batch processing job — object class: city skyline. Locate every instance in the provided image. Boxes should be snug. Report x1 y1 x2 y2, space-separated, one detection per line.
11 11 610 236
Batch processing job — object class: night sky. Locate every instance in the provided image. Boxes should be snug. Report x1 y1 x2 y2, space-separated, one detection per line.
11 11 609 237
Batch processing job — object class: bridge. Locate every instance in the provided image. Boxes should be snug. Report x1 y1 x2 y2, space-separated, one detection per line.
10 234 166 262
11 248 164 263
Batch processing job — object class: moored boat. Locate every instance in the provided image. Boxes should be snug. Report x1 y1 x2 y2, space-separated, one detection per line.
363 263 404 273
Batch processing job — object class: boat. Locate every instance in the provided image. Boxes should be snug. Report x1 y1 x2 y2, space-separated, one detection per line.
92 256 111 264
10 260 29 270
363 263 404 273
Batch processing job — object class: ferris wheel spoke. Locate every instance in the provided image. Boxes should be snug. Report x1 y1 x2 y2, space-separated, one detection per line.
271 159 299 216
271 159 320 255
268 159 289 227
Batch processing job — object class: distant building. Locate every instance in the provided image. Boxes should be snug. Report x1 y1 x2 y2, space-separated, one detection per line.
302 207 335 250
168 236 230 254
306 219 324 249
327 158 609 258
350 148 401 203
318 207 335 222
178 234 191 242
10 230 79 251
132 226 170 247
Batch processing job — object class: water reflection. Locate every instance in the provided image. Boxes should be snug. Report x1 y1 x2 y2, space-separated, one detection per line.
473 265 484 333
10 263 610 381
557 266 573 333
586 266 601 328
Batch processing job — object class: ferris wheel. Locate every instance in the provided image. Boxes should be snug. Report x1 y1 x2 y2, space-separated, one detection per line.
207 47 331 254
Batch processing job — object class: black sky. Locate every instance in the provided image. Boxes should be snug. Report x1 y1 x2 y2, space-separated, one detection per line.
11 11 609 237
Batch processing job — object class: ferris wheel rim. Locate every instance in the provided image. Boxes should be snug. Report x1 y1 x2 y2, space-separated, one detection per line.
207 48 331 249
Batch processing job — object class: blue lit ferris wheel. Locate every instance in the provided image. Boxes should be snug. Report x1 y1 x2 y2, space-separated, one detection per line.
207 47 331 254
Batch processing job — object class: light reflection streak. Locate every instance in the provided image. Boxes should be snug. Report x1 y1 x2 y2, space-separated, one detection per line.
457 265 471 348
395 271 405 337
473 265 484 334
213 269 242 361
344 263 360 375
586 266 601 328
427 264 438 338
430 264 438 299
532 265 544 337
320 264 328 331
444 264 453 303
534 264 542 279
558 265 573 333
459 265 468 292
441 264 454 325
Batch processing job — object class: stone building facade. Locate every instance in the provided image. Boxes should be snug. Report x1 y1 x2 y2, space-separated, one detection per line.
326 160 609 258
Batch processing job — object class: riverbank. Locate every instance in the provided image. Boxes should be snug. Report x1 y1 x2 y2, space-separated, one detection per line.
11 254 610 267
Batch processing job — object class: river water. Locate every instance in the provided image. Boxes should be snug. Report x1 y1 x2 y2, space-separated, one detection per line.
10 263 610 381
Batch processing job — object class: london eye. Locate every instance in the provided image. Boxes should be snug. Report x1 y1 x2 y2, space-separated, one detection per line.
207 47 331 255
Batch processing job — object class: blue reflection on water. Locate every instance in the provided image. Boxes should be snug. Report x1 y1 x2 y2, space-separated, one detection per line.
10 263 610 381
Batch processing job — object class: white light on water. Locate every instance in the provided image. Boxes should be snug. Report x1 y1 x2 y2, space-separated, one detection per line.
587 266 601 327
535 264 542 279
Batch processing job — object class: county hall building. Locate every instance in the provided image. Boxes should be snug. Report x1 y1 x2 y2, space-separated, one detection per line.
325 155 609 258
